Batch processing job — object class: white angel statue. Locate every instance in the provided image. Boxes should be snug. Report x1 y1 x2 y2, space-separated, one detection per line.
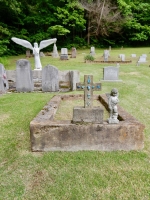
11 37 57 70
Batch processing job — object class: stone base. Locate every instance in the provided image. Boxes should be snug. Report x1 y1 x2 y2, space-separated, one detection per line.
60 55 68 60
107 118 119 124
72 106 103 123
30 94 145 152
101 80 122 82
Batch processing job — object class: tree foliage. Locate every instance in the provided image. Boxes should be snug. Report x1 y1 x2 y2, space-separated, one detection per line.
0 0 150 56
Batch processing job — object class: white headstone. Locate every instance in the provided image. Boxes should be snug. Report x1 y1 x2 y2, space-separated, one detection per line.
137 57 147 66
60 48 68 60
90 47 95 56
131 54 136 58
119 54 125 61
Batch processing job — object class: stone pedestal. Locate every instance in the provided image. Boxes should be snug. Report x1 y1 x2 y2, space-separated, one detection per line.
72 106 103 123
60 55 68 60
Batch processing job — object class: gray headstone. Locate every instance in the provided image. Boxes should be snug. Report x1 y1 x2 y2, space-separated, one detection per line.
16 59 34 92
71 47 77 58
60 48 68 60
103 66 121 81
40 52 45 57
42 65 59 92
70 70 80 91
0 64 9 93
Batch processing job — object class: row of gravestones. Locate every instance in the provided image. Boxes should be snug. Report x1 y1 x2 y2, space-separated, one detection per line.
0 63 122 94
0 60 80 93
26 47 77 60
90 47 148 63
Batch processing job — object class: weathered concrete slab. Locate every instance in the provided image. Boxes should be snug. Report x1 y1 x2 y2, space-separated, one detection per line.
72 106 103 123
30 94 145 152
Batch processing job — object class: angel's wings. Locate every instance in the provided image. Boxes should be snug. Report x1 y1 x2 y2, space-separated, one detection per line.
39 38 57 50
11 37 33 50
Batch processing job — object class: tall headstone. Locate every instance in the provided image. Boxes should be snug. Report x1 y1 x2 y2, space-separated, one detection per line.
16 59 34 92
42 65 59 92
52 43 59 58
70 70 80 90
0 64 9 93
70 47 77 58
90 47 95 56
102 66 122 82
60 48 68 60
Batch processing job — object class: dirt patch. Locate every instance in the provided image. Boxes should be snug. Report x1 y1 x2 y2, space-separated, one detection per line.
0 114 10 123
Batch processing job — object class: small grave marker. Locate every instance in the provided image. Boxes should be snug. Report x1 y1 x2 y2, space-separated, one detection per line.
73 75 103 123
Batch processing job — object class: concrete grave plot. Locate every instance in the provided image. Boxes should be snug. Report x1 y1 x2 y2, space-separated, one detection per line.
30 94 145 152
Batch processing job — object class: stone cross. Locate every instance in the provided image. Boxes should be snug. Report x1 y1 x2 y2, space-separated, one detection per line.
76 75 101 108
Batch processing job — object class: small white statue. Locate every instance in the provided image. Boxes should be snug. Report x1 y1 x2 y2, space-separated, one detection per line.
107 88 119 124
11 37 57 70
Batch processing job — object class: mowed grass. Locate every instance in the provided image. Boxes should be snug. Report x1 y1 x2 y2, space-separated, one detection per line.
0 47 150 199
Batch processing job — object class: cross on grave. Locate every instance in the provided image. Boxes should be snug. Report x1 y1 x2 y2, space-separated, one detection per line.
76 75 102 108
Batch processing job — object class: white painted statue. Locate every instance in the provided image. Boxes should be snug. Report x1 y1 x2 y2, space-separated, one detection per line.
11 37 57 70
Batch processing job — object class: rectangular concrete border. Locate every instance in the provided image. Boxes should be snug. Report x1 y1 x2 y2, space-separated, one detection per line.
30 94 145 152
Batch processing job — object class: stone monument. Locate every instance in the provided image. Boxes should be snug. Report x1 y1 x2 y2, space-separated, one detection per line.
0 64 9 93
16 59 34 92
52 43 59 58
60 48 68 60
107 88 119 124
90 47 95 56
70 47 77 58
103 50 109 61
11 37 57 70
42 65 59 92
102 66 122 82
72 75 103 123
70 70 80 91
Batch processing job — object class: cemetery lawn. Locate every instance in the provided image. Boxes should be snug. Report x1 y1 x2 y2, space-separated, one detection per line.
0 47 150 199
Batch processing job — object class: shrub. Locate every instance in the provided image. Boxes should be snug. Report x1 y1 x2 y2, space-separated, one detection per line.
84 54 95 61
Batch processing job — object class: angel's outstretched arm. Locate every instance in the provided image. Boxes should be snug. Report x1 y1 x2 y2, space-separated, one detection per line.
11 37 33 50
39 38 57 50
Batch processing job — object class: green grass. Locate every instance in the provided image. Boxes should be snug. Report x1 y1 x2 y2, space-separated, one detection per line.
0 47 150 199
